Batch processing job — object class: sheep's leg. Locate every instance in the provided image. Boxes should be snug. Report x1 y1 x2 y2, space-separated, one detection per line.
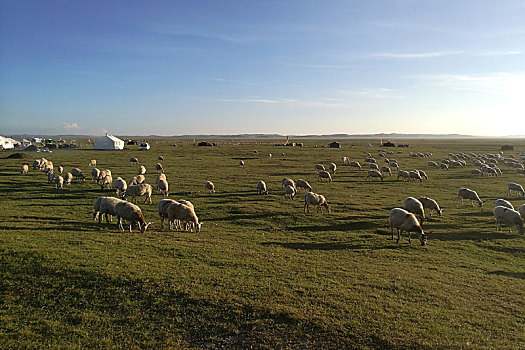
117 216 124 232
396 229 401 244
160 216 164 229
408 232 412 244
390 226 394 241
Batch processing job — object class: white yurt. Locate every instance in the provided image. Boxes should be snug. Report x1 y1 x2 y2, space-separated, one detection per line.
94 134 124 150
0 136 18 150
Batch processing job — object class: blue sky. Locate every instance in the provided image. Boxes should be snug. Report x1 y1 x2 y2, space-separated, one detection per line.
1 0 524 136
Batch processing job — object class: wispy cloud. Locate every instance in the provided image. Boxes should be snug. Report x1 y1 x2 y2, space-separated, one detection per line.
473 50 521 56
63 122 79 130
338 88 403 99
370 50 463 59
219 97 347 108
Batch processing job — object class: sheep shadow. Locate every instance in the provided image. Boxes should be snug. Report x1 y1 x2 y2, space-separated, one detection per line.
288 220 379 233
487 270 525 280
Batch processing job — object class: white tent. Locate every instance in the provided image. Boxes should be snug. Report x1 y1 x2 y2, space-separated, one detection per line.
94 134 124 150
0 136 18 149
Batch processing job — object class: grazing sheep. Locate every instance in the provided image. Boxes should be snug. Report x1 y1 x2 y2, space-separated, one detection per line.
257 180 269 195
130 157 139 165
166 202 201 232
20 164 29 175
494 199 514 210
44 162 54 175
124 183 153 204
285 184 296 200
64 172 73 185
427 161 439 169
71 168 85 181
494 206 524 234
32 159 41 170
389 160 399 169
518 204 525 221
281 153 285 157
47 170 55 184
403 197 425 222
349 161 362 170
239 160 245 168
100 174 113 190
113 177 127 198
97 169 112 184
418 170 428 180
516 168 525 175
397 170 410 181
128 175 146 186
115 201 151 233
91 168 101 182
38 158 48 170
507 182 524 196
380 166 392 176
158 155 164 162
369 163 380 171
158 199 178 229
89 159 96 167
418 197 443 217
57 165 63 175
138 165 146 175
440 163 449 170
93 196 126 223
205 181 215 194
389 208 427 245
457 187 484 207
470 169 482 175
315 164 326 171
328 162 337 174
295 179 312 192
268 153 272 158
282 178 296 189
304 192 330 213
318 171 332 182
342 156 349 164
157 179 169 197
408 170 422 182
54 175 64 189
366 170 383 181
155 163 164 173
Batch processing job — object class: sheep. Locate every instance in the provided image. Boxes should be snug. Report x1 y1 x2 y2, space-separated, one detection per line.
113 177 127 198
128 175 146 186
44 162 53 175
457 187 484 207
257 180 269 195
47 170 55 184
20 164 29 175
494 206 524 234
115 201 151 233
239 160 245 168
138 165 146 175
328 162 337 174
507 182 524 196
408 170 422 182
389 161 399 169
285 184 296 200
64 172 73 185
166 202 201 232
315 164 325 171
366 170 383 181
349 161 362 170
158 155 164 162
403 197 425 222
389 208 427 245
32 159 41 170
91 168 101 182
282 178 295 189
427 161 439 169
304 192 330 213
380 166 392 176
157 179 169 197
519 204 525 220
318 171 332 182
268 153 272 158
93 196 126 223
124 183 153 204
369 163 380 171
71 168 85 181
418 196 443 217
89 159 96 167
281 153 285 157
38 158 48 170
494 199 514 210
418 170 428 180
205 181 215 194
365 157 376 164
156 173 166 188
100 174 113 190
440 163 449 170
470 169 482 175
155 163 164 173
397 170 410 181
342 156 349 165
130 157 139 165
295 179 312 192
158 199 178 229
97 169 112 184
54 175 64 189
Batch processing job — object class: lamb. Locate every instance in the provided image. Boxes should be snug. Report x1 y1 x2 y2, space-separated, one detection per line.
239 160 245 168
397 170 410 181
100 174 113 190
64 172 73 185
457 187 484 207
315 164 325 171
93 196 126 223
21 164 29 175
54 175 64 189
285 184 296 200
130 157 139 165
494 206 524 234
318 171 332 182
342 156 349 164
128 175 146 186
124 183 153 204
507 182 524 196
494 198 513 210
328 162 337 174
113 177 127 198
380 166 392 176
205 181 215 194
256 180 269 195
418 196 443 217
282 178 295 189
367 170 383 181
166 202 201 232
389 208 427 245
115 201 151 233
71 168 85 181
158 199 178 229
349 161 362 170
304 192 331 213
155 162 164 173
89 159 96 167
91 168 101 182
138 165 146 175
408 170 422 182
295 179 312 192
403 197 425 222
157 179 169 196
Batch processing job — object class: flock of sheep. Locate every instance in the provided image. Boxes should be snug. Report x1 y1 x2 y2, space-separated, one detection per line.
19 146 525 245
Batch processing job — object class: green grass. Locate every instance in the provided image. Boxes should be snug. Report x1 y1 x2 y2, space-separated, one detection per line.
1 138 524 349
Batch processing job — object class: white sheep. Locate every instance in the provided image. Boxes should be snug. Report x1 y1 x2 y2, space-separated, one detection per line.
257 180 269 195
282 178 295 189
115 201 151 233
128 175 146 186
470 169 482 175
315 164 325 172
71 168 85 181
47 170 55 184
380 166 392 176
130 157 139 165
389 208 427 245
427 161 439 169
176 199 197 231
20 164 29 175
349 161 362 170
342 156 349 165
369 163 380 171
403 197 425 222
408 170 422 182
205 181 215 194
93 196 126 223
440 163 449 170
295 179 312 192
157 179 169 197
494 199 514 210
328 162 337 174
158 199 178 229
418 196 442 217
494 206 524 234
32 159 41 170
268 153 272 158
158 155 164 162
457 187 484 207
304 192 331 213
57 165 63 175
518 204 525 221
285 184 296 200
89 159 96 167
239 160 245 168
507 182 524 196
64 172 73 185
44 162 54 175
91 168 101 182
166 202 201 232
155 163 164 173
366 170 383 181
100 174 113 190
318 171 332 182
138 165 146 175
389 161 399 169
97 169 112 184
113 177 128 198
54 175 64 189
124 183 153 204
397 170 410 181
418 170 428 180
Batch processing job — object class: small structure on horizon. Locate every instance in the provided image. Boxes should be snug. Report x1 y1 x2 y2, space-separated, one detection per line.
329 141 341 148
94 133 124 150
0 136 20 150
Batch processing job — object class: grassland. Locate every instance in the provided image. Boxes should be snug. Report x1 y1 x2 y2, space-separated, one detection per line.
1 137 524 349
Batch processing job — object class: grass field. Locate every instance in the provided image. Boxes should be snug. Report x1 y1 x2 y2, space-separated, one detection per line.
1 137 524 349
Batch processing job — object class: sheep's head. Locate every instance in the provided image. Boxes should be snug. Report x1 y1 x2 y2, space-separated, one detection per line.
420 232 427 246
140 222 152 233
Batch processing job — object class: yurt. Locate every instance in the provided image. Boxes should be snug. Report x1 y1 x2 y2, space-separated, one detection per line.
94 134 124 150
0 136 19 150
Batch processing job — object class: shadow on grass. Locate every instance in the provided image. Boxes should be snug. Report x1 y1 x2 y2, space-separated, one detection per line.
288 219 380 233
488 270 525 280
0 250 400 349
261 241 393 251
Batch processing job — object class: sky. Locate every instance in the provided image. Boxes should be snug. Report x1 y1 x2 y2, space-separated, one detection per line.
1 0 525 136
